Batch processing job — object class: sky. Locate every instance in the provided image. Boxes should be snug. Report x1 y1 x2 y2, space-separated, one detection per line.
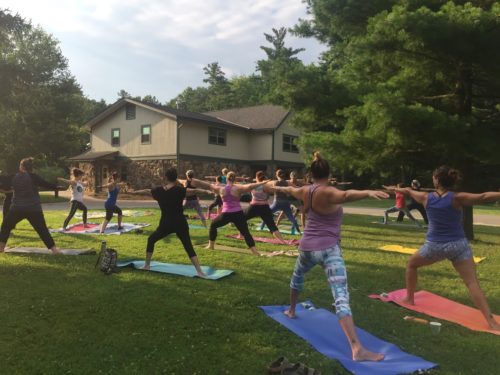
3 0 326 104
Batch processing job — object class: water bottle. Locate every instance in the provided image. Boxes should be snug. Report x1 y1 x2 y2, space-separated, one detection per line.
100 240 106 253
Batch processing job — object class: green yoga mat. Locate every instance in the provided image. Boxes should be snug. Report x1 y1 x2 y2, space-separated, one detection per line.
117 260 234 280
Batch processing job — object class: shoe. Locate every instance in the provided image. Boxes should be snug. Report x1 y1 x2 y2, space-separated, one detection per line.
281 362 321 375
267 357 290 374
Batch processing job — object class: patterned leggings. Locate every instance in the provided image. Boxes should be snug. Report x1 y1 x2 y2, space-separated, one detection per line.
290 244 352 319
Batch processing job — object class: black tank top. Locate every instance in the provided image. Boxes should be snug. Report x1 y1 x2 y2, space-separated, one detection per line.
185 179 197 200
275 179 288 201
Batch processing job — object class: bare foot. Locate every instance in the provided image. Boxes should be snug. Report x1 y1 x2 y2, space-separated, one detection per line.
141 264 150 270
205 245 214 250
399 296 415 305
83 224 90 228
353 348 385 362
51 248 62 255
197 271 208 278
284 309 296 319
488 320 500 331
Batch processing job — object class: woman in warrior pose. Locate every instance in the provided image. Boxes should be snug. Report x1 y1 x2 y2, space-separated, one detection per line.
183 170 207 227
192 172 268 256
270 152 387 361
0 158 60 254
387 166 500 330
58 168 89 230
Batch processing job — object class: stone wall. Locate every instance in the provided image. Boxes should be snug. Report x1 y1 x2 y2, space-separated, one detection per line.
70 162 96 193
124 159 177 189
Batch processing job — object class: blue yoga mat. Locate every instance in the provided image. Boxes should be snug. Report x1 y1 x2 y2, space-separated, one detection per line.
260 302 437 375
117 260 234 280
189 224 207 229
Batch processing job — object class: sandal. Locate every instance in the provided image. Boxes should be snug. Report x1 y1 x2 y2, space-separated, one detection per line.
268 356 291 374
281 362 321 375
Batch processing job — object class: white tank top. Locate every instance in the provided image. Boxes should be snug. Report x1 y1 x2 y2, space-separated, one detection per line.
71 181 84 202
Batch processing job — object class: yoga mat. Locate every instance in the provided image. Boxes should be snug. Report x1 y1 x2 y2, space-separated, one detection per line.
369 289 500 335
75 210 153 219
260 302 437 375
189 224 207 230
198 243 254 255
5 247 96 255
262 250 299 258
378 245 485 264
226 234 299 246
253 226 300 236
117 260 233 280
51 222 149 235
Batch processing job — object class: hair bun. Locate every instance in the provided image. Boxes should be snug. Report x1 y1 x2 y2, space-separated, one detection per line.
313 151 322 161
448 168 460 183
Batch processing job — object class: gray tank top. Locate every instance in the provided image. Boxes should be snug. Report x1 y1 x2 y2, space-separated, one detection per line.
275 179 288 201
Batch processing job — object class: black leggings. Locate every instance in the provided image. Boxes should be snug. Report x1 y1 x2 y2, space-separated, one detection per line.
105 206 122 221
244 204 278 232
397 201 428 224
209 211 255 248
208 195 223 211
147 219 196 258
63 200 88 228
2 193 12 218
0 209 55 248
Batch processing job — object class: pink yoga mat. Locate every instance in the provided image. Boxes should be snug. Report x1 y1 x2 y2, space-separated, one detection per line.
369 289 500 335
65 223 99 232
226 234 299 246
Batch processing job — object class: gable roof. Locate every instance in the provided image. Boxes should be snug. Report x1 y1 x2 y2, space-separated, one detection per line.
85 98 241 130
205 105 291 130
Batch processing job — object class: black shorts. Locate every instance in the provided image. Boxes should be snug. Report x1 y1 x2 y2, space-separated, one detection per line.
105 206 122 221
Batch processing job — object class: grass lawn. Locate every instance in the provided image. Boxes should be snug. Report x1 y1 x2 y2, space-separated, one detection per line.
0 209 498 374
345 198 500 216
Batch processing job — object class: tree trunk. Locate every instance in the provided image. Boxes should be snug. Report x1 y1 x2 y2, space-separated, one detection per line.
456 63 474 240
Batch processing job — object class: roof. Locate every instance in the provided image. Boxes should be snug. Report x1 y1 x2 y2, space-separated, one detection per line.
85 98 240 130
204 105 291 130
67 151 119 161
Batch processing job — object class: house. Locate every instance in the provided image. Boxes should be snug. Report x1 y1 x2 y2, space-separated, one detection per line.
68 98 304 191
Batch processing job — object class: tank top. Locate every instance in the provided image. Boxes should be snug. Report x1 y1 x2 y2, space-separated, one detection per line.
222 185 242 213
185 179 197 201
105 186 119 208
71 181 84 202
251 185 269 205
426 192 465 242
299 185 343 251
274 179 288 201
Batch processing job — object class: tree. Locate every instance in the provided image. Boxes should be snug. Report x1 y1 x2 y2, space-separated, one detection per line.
0 9 90 172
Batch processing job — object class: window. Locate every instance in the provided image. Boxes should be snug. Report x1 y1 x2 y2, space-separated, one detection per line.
125 104 136 120
208 127 226 146
141 125 151 144
283 134 299 153
111 128 120 146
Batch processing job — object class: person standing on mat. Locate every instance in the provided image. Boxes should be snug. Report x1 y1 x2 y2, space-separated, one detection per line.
261 169 301 235
183 170 207 227
207 175 224 218
192 171 268 256
243 171 287 244
270 152 387 361
99 173 126 234
382 183 421 227
387 166 500 330
0 157 60 254
58 168 89 230
129 167 210 277
396 179 428 224
276 171 307 229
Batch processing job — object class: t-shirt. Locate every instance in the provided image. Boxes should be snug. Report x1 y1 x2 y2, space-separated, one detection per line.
151 185 186 222
12 172 56 211
395 192 406 209
71 181 85 202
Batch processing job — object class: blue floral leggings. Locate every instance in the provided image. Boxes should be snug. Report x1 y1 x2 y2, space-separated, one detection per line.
290 244 352 318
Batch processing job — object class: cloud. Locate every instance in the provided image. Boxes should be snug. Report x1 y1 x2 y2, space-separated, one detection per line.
2 0 325 102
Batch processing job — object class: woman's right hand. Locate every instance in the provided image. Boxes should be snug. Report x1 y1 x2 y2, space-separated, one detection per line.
369 190 389 200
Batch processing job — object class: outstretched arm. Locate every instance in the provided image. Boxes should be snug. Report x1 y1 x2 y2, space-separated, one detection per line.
268 184 305 201
331 188 389 204
455 191 500 206
186 188 212 197
191 178 217 192
57 177 76 186
384 185 427 205
128 188 152 195
237 180 270 193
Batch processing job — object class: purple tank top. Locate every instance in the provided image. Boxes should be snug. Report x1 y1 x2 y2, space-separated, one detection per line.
222 185 242 213
426 192 465 242
299 185 343 251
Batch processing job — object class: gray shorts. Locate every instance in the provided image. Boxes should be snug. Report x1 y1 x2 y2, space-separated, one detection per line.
418 238 472 263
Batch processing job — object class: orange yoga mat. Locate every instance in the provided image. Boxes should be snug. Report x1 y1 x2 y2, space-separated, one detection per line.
369 289 500 335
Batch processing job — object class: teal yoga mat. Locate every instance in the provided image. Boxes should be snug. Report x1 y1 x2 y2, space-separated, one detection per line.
117 260 234 280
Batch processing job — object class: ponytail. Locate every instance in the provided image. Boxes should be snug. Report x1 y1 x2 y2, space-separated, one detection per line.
433 165 460 189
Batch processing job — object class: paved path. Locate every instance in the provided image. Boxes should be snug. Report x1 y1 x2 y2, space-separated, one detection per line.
39 190 500 227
